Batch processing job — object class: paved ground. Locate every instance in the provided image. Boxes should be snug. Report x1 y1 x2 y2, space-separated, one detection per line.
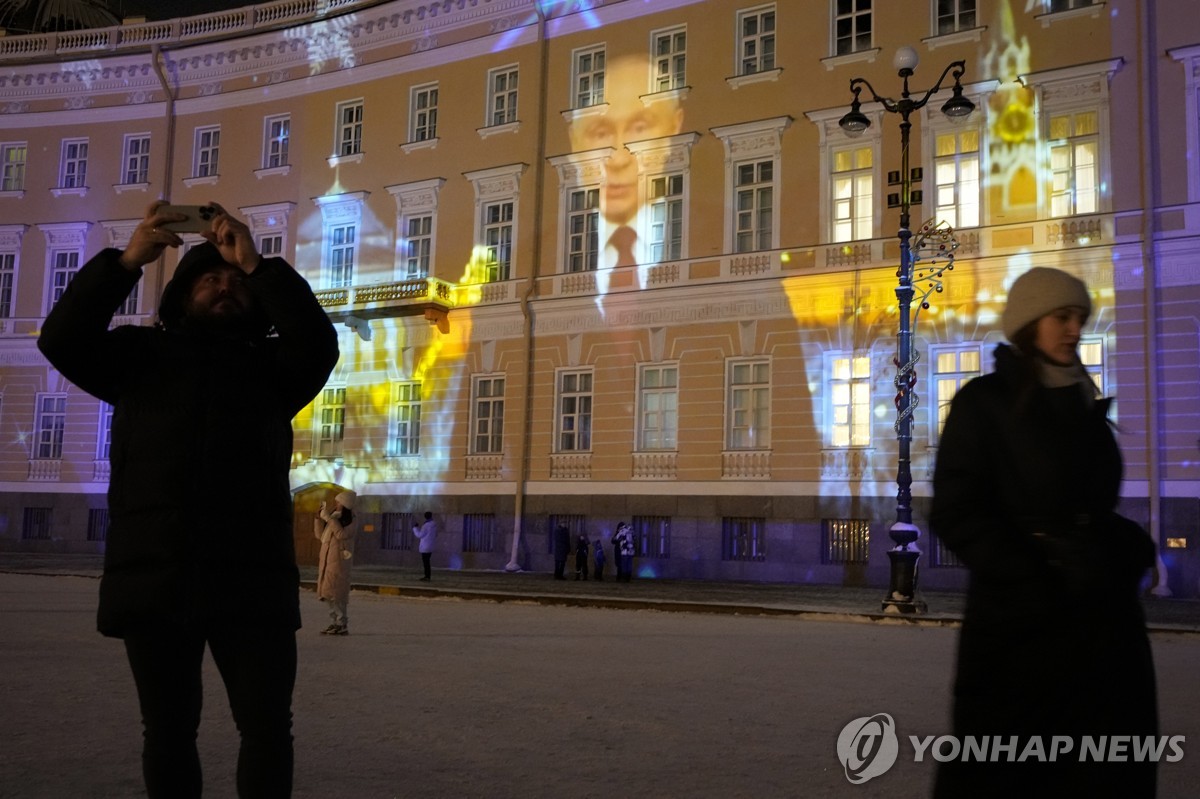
2 556 1199 798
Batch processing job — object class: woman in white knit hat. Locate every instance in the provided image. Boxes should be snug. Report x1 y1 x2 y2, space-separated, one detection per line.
930 267 1157 797
314 490 357 635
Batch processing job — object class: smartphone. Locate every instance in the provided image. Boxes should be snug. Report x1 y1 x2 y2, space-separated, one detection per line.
159 204 216 233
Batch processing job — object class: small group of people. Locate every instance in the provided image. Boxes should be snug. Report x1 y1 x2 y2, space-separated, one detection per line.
552 522 635 582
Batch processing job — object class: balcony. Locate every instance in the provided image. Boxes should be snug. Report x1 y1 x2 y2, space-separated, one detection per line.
314 276 458 329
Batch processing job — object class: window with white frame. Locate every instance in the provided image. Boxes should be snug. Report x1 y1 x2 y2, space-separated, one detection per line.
48 250 80 308
328 224 356 288
934 129 980 229
931 345 982 441
735 160 773 253
263 115 290 169
832 145 874 242
573 46 606 109
410 84 439 142
737 5 775 75
193 126 220 178
97 402 114 460
336 100 364 157
483 201 513 282
834 0 873 56
471 375 505 454
1048 110 1099 217
557 370 593 452
638 364 678 450
935 0 976 35
59 139 88 189
463 513 498 553
631 515 671 558
1 142 27 191
1049 0 1093 10
1080 336 1105 395
722 516 765 561
727 359 770 449
315 387 346 459
566 188 600 272
34 394 66 460
649 174 684 261
0 251 14 318
402 215 432 278
258 233 284 258
652 27 687 91
122 134 150 184
830 354 870 447
393 382 421 456
487 66 518 126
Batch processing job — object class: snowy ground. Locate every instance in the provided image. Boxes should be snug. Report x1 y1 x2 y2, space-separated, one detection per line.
2 573 1198 798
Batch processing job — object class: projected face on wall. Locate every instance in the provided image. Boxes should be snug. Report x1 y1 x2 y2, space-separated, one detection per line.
568 54 684 262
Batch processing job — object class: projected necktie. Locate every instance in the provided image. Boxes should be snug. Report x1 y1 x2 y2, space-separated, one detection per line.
609 226 637 267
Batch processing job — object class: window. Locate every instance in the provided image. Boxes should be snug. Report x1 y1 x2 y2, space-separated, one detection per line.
264 115 290 169
328 224 356 288
652 27 687 91
463 513 497 553
97 402 114 460
723 517 765 561
193 126 220 178
931 346 981 440
830 355 870 447
410 84 439 142
934 130 980 229
727 359 770 450
336 100 364 157
737 6 776 75
1049 111 1099 216
1049 0 1093 10
832 146 874 242
935 0 976 34
381 512 415 550
649 174 684 261
471 375 505 454
0 251 14 318
573 46 606 108
557 370 593 452
402 215 432 279
59 139 88 188
483 201 513 282
22 508 52 540
822 518 870 564
122 134 150 184
116 280 140 317
631 515 671 558
87 508 109 542
316 387 346 459
930 533 963 567
1 142 27 191
566 188 600 272
394 382 421 456
1080 336 1105 394
834 0 872 56
638 364 678 450
34 394 66 460
258 234 284 258
735 161 773 253
49 251 80 307
487 66 518 126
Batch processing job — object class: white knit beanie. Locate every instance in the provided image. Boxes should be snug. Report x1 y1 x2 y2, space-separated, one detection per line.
334 490 357 510
1001 267 1092 340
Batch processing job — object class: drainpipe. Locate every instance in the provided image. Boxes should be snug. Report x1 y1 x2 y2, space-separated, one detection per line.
150 44 177 301
506 1 549 572
1137 0 1170 596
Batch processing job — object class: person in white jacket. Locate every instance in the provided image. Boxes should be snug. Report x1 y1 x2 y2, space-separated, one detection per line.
412 511 437 581
315 491 357 635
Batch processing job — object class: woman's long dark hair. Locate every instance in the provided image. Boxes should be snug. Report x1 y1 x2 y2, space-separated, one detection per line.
339 508 354 527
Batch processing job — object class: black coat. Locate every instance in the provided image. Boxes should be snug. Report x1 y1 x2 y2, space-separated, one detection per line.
38 249 339 637
930 344 1157 796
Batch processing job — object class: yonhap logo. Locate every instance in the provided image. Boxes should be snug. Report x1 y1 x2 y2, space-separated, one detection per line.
837 713 900 784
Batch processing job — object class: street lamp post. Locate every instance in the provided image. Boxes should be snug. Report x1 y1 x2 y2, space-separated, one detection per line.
838 47 975 614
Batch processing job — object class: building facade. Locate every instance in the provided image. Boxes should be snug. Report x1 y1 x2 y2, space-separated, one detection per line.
1 0 1198 596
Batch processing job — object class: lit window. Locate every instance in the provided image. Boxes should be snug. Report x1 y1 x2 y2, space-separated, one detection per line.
830 355 870 447
1049 111 1099 216
638 364 678 450
316 387 346 459
738 6 776 75
934 130 980 229
932 346 982 441
832 146 873 242
649 174 684 261
394 382 421 456
822 519 869 564
1079 336 1105 395
1 142 27 191
728 359 770 449
328 224 356 288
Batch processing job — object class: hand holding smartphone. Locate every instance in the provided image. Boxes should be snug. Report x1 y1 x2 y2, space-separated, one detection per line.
159 204 217 233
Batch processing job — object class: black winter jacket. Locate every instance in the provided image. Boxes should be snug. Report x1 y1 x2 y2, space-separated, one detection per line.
38 249 339 636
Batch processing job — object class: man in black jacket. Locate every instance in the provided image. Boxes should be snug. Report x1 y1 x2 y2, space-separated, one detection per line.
38 200 339 798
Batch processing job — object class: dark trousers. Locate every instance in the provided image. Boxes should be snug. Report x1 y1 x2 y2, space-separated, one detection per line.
421 552 432 579
123 622 297 799
553 558 567 579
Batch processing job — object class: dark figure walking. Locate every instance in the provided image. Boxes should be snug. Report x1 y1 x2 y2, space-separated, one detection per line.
38 200 338 798
552 524 571 580
575 534 590 580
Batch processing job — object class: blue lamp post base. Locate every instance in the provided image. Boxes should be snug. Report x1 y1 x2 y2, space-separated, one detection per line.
882 522 927 614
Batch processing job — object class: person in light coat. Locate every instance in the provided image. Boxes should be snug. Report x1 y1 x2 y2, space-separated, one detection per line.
412 511 437 581
315 491 357 635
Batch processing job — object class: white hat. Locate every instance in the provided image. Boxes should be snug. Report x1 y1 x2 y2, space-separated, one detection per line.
1001 267 1092 340
334 490 357 510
